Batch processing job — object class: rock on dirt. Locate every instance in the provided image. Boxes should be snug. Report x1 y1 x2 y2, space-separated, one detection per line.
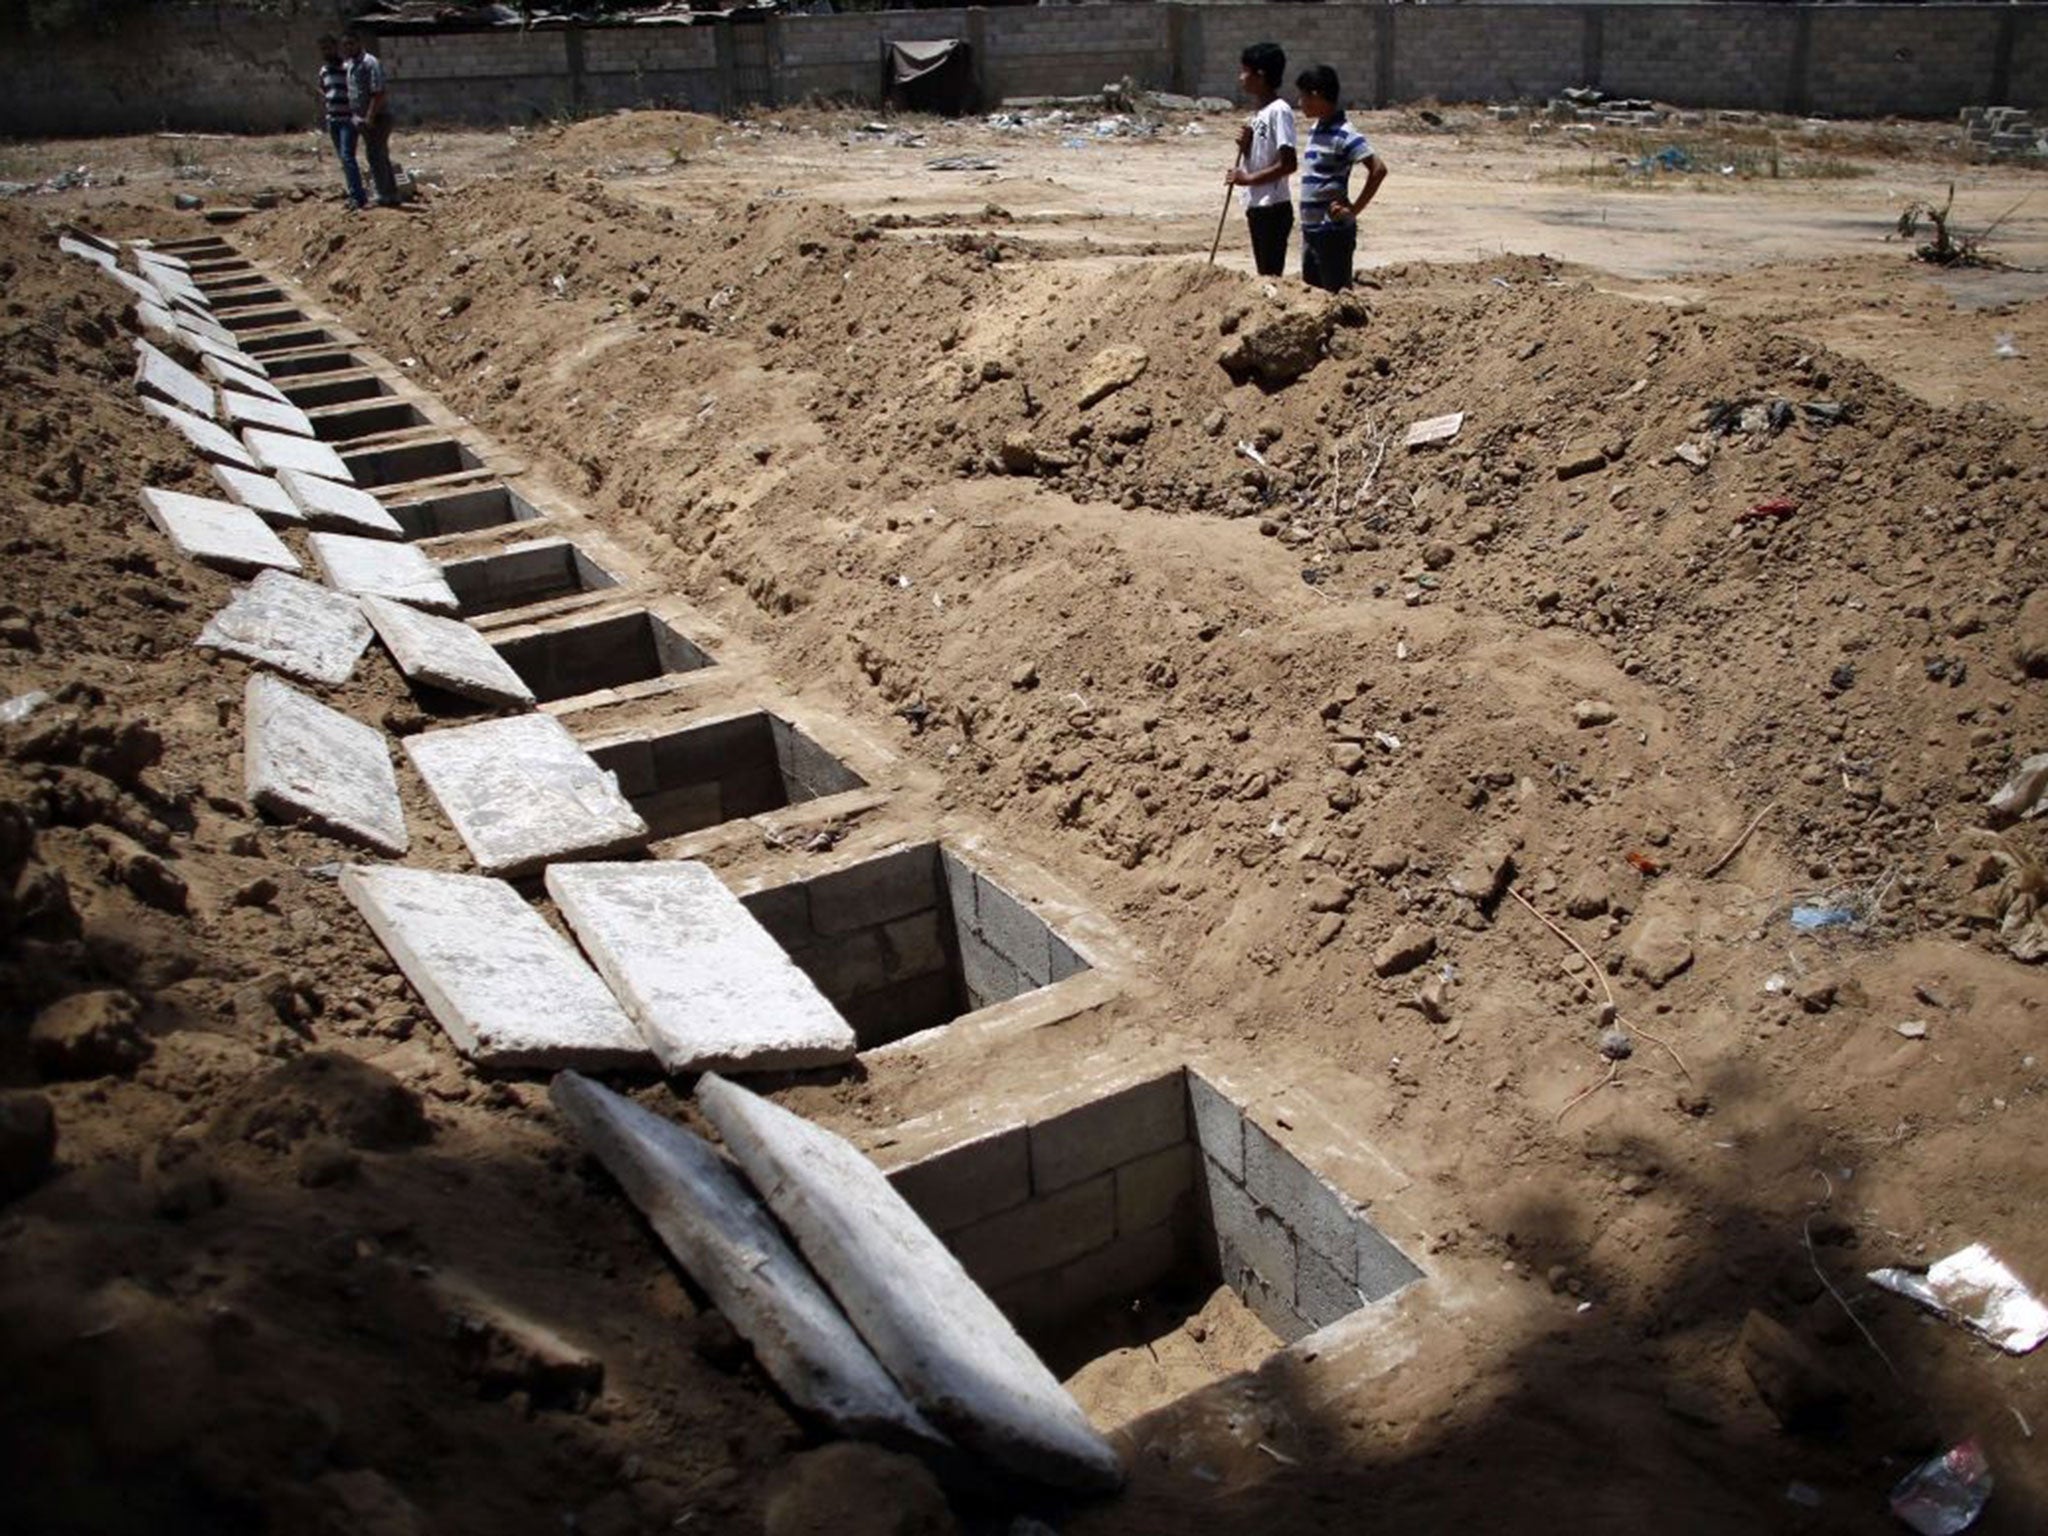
1572 699 1618 729
1737 1309 1847 1433
212 1051 429 1153
2014 589 2048 677
1076 344 1149 409
1625 914 1694 987
762 1442 957 1536
430 1274 605 1412
1374 923 1438 977
1556 439 1609 479
30 988 150 1079
1305 874 1355 913
0 1091 57 1200
1218 308 1327 389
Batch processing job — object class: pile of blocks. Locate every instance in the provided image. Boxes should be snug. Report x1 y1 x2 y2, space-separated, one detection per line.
1961 105 2042 159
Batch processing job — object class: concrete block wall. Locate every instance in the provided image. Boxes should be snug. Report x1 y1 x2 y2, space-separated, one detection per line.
1602 7 1799 114
1808 7 2006 119
489 608 712 704
439 538 619 616
586 710 865 839
378 29 578 124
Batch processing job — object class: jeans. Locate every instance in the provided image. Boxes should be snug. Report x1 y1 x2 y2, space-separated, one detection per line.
327 118 366 208
1245 202 1292 277
1301 219 1357 293
361 116 399 206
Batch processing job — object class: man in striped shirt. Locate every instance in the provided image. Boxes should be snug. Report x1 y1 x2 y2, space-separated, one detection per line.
318 35 366 211
1294 65 1388 293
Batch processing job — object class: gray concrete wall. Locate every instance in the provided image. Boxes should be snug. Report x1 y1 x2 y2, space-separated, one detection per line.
7 4 2046 136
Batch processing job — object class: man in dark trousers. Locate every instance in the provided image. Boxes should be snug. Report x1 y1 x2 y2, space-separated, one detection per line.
344 30 400 208
318 35 366 210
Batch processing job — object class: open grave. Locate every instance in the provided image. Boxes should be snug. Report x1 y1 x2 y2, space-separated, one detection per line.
385 483 547 541
343 436 485 489
488 607 713 703
585 709 867 840
440 537 620 616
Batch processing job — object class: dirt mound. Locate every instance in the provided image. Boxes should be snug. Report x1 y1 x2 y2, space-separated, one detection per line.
537 108 725 166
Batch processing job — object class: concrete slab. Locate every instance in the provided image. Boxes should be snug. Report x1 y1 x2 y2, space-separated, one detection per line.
134 300 184 348
181 327 261 372
547 863 857 1075
134 248 192 273
279 467 402 538
59 235 118 271
550 1073 944 1446
307 532 459 613
339 865 644 1070
208 463 304 526
243 672 408 855
403 713 648 878
242 426 354 484
132 338 217 419
146 269 208 310
139 486 300 576
359 593 535 708
198 569 372 685
221 390 317 439
99 264 161 307
201 353 290 404
176 310 241 349
697 1074 1124 1493
140 397 257 471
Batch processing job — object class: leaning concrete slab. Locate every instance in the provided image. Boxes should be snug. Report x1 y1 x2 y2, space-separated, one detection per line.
548 863 857 1075
403 713 648 878
209 463 304 526
697 1075 1124 1493
139 486 300 576
279 467 402 538
141 397 258 471
307 532 459 613
133 338 216 419
181 327 262 373
339 865 644 1070
134 299 185 349
198 569 372 686
221 390 317 439
551 1073 945 1445
201 353 290 404
359 594 535 708
242 426 354 483
243 672 408 855
59 235 118 271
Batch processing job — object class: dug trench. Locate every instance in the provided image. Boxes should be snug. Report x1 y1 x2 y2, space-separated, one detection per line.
0 131 2044 1536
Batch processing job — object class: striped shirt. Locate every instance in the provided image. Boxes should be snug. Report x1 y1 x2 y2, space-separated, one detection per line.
319 61 350 122
1299 115 1373 229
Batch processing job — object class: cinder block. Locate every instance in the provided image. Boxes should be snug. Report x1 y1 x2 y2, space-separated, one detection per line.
808 845 937 936
958 928 1022 1012
1053 1220 1180 1317
975 876 1053 987
739 880 811 944
1357 1218 1425 1302
1048 934 1089 983
839 969 958 1049
939 847 977 932
887 1124 1030 1234
880 908 948 982
948 1172 1114 1291
1114 1140 1196 1234
1244 1119 1361 1274
1296 1243 1363 1331
790 930 889 1001
1187 1070 1243 1181
1029 1071 1187 1194
1202 1155 1295 1303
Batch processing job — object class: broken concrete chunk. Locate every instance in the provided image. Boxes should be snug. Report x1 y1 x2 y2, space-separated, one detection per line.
209 463 304 526
1077 343 1149 409
243 672 408 854
280 468 403 539
548 862 857 1075
1556 439 1608 479
359 593 534 708
140 396 258 470
307 531 459 612
403 713 648 877
428 1273 605 1410
1572 699 1617 729
242 426 354 483
342 865 645 1069
1372 923 1437 977
133 338 216 419
139 486 300 576
1403 412 1464 449
550 1073 944 1446
697 1074 1123 1493
220 388 316 439
199 569 372 686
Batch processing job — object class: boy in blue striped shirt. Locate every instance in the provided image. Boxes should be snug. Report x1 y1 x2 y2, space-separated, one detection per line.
1294 65 1388 293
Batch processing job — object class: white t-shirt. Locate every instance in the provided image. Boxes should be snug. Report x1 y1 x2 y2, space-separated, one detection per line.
1240 97 1297 210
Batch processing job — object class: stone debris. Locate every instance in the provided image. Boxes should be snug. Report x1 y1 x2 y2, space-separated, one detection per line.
1077 343 1149 409
697 1073 1124 1493
243 672 409 855
132 338 216 418
1403 411 1464 450
208 463 304 526
219 388 316 439
427 1273 605 1410
241 425 355 483
140 396 259 470
403 712 649 877
358 593 535 707
340 864 647 1069
547 862 858 1074
139 485 301 576
307 531 459 613
198 569 373 686
280 467 403 538
550 1072 944 1446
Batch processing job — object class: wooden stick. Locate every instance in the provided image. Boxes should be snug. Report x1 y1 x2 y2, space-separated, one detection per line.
1702 800 1776 878
1208 153 1242 266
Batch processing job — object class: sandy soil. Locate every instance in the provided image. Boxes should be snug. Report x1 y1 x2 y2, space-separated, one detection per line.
3 99 2046 1535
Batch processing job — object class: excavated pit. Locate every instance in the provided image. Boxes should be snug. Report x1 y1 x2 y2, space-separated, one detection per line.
489 607 713 703
739 842 1088 1049
440 536 619 615
241 326 336 356
281 372 391 409
312 399 430 443
343 438 484 489
387 484 546 542
585 710 866 840
258 349 361 379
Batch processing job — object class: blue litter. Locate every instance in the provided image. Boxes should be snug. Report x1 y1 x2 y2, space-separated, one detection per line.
1791 904 1856 932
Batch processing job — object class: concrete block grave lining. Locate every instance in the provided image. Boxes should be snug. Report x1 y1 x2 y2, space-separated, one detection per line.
440 538 621 618
139 486 299 576
311 399 431 443
547 862 857 1074
283 372 392 410
259 349 360 379
340 864 645 1069
242 673 407 855
198 569 371 686
343 437 483 490
241 327 337 357
386 483 545 541
738 842 1088 1050
586 710 867 842
402 711 649 878
490 609 712 706
885 1067 1424 1361
307 531 460 613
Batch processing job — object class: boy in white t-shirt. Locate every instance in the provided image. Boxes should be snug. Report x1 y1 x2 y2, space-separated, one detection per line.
1227 42 1297 277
